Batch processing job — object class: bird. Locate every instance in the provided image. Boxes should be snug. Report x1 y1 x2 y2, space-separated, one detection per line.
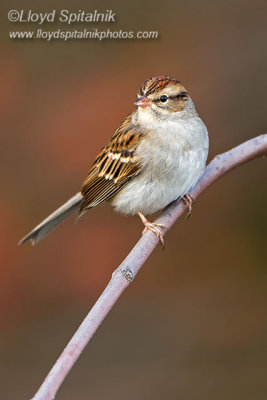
19 76 209 247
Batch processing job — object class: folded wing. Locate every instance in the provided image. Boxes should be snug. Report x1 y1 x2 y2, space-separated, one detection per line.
80 115 144 213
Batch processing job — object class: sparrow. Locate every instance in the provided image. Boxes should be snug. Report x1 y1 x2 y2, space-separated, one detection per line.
20 76 209 247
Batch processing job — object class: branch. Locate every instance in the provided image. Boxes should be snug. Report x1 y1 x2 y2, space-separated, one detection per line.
31 134 267 400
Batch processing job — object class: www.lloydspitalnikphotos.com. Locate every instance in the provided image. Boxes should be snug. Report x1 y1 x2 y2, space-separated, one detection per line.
8 9 116 24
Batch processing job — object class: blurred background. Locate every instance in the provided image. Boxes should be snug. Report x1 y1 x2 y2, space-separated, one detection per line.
0 0 266 399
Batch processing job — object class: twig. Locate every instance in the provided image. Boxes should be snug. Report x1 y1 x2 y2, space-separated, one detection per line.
31 134 267 400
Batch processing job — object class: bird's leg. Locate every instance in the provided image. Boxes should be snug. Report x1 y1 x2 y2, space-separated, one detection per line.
182 193 194 219
137 211 167 248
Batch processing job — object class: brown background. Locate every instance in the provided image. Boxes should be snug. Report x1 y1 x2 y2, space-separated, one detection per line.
0 0 266 399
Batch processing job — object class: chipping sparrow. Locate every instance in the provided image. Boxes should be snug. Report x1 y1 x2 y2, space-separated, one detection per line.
20 76 209 246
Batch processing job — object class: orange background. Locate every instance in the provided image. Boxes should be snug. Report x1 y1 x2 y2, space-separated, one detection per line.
0 1 266 399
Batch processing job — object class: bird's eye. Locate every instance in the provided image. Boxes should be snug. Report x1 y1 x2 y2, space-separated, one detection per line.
159 95 168 102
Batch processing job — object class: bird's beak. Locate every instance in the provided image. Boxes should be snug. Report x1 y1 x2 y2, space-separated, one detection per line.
135 95 152 108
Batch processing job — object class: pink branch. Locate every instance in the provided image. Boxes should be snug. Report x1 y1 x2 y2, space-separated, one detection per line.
31 134 267 400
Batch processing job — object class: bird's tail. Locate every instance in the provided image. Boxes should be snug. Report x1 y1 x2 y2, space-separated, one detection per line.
19 192 83 245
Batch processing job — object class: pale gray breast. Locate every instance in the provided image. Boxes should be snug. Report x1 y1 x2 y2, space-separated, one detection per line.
136 117 208 183
111 115 209 216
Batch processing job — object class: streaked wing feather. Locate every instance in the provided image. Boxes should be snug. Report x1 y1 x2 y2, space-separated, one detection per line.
80 115 143 213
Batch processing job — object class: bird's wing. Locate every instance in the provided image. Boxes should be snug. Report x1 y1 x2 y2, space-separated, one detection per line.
80 115 144 213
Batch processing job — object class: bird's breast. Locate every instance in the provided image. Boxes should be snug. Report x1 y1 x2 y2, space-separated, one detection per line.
136 117 208 177
111 117 209 215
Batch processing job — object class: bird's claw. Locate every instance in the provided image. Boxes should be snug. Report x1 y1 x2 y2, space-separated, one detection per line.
138 211 167 248
182 193 194 219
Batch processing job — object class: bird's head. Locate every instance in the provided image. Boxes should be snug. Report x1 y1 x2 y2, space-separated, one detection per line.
135 76 197 121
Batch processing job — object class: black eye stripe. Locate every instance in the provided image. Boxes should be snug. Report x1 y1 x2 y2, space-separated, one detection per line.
155 91 188 103
169 92 188 100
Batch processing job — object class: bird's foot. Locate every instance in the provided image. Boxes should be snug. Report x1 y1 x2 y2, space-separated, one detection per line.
138 211 167 248
182 193 194 219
